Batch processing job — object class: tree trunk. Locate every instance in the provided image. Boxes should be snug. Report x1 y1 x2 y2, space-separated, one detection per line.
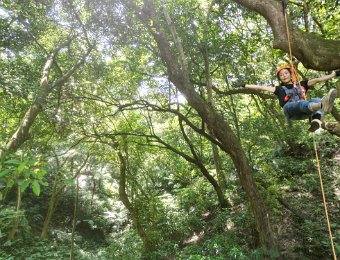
179 119 230 208
202 36 227 193
118 151 154 253
5 51 56 154
90 177 96 214
41 154 90 240
0 41 92 158
232 0 340 70
8 186 22 241
212 146 227 192
70 177 79 260
126 0 276 250
40 175 60 240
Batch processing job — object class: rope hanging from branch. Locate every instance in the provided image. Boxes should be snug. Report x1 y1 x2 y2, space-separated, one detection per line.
313 134 337 260
282 2 337 259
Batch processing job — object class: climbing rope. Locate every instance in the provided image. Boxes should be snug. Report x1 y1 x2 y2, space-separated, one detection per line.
282 2 300 85
313 134 337 260
282 2 337 259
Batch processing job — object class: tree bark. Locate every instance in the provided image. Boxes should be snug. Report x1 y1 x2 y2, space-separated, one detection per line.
108 126 231 208
8 186 22 241
40 175 61 240
70 177 79 260
0 41 93 158
40 153 90 240
202 39 227 194
178 119 230 208
126 0 276 250
231 0 340 70
199 1 228 192
118 151 155 253
5 46 60 154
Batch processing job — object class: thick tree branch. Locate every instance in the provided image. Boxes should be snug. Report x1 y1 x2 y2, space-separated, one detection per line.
122 0 277 249
100 99 225 148
4 43 66 154
232 0 340 70
214 86 276 99
1 39 93 157
52 45 94 89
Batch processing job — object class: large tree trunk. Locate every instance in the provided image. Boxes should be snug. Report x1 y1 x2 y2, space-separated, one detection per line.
203 37 227 193
0 41 92 158
172 73 275 249
125 0 276 250
4 47 59 154
232 0 340 70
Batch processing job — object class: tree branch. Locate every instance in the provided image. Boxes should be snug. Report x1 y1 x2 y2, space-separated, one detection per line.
232 0 340 70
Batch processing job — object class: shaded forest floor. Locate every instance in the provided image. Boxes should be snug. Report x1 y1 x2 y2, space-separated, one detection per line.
1 146 339 260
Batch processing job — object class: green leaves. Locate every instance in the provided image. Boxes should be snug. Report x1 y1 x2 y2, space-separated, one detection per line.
32 180 41 196
0 168 11 178
64 179 76 186
0 153 48 197
20 179 30 192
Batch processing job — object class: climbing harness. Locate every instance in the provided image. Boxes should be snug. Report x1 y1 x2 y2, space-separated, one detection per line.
276 63 306 103
282 85 306 103
280 3 307 104
282 2 337 259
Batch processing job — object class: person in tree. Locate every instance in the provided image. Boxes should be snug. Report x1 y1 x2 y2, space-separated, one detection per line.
234 66 339 132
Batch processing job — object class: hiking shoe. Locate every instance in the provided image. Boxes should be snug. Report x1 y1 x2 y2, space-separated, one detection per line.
321 88 337 113
308 119 322 132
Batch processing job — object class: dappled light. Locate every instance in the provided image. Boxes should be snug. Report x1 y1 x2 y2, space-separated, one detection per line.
0 0 339 259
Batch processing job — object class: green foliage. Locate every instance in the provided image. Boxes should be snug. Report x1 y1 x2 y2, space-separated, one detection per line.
0 0 339 259
0 208 17 241
179 233 243 259
103 229 143 260
176 234 279 259
0 237 71 260
0 152 47 197
287 0 340 39
298 220 334 258
178 177 217 213
0 206 31 243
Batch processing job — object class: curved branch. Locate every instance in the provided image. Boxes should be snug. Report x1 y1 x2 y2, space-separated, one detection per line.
232 0 340 70
1 39 93 156
52 45 94 89
117 151 152 251
100 99 225 148
179 119 231 208
213 86 276 99
122 0 277 249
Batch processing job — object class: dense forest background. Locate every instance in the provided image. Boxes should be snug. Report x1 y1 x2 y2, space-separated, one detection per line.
0 0 339 259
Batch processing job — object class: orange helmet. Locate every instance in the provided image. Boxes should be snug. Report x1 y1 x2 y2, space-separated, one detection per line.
276 65 290 76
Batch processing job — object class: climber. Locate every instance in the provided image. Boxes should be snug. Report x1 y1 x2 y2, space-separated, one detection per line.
233 67 339 132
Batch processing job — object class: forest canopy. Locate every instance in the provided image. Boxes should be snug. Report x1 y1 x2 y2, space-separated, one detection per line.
0 0 339 259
